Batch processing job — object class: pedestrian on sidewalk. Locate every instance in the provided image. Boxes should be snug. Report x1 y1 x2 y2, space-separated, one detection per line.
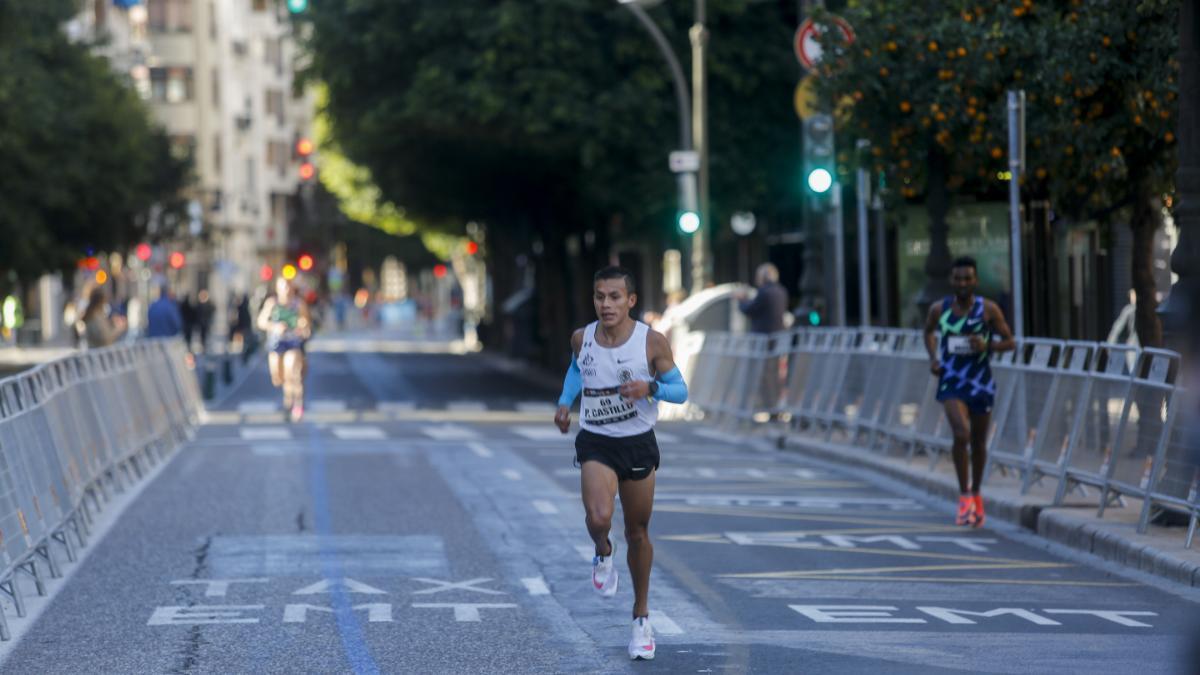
195 289 215 353
82 287 127 349
145 284 183 338
923 256 1016 528
736 263 789 413
554 265 689 662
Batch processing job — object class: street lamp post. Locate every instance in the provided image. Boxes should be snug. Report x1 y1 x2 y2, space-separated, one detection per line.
618 0 709 291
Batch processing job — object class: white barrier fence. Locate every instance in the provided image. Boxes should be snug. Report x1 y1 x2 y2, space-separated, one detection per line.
680 328 1198 548
0 339 202 639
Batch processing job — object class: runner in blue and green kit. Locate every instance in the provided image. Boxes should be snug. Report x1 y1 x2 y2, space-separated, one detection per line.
923 257 1015 527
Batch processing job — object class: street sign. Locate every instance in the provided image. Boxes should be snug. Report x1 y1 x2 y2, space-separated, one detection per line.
794 75 819 120
730 212 757 236
669 150 700 173
794 17 855 73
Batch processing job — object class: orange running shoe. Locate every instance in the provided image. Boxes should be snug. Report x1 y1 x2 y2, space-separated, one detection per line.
955 495 975 526
972 494 985 528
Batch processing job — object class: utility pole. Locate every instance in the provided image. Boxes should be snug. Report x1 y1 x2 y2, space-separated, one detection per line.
1007 90 1026 338
689 0 711 290
796 0 826 319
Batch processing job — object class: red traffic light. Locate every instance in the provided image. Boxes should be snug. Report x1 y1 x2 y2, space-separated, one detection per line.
83 256 101 271
295 138 314 156
298 254 314 271
169 252 186 269
464 241 478 256
135 243 152 261
259 264 274 282
433 264 447 278
299 162 316 180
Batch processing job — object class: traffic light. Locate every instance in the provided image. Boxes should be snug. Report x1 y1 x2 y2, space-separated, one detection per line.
169 252 186 269
677 210 700 234
282 264 298 280
135 243 152 262
464 241 478 256
298 254 314 271
286 0 307 13
296 136 315 181
803 113 835 194
433 264 448 279
259 264 274 282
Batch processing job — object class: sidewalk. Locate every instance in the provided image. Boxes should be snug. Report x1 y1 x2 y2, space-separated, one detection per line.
773 426 1200 588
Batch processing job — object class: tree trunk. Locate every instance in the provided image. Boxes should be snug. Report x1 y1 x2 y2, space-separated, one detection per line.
1130 181 1164 348
916 147 952 317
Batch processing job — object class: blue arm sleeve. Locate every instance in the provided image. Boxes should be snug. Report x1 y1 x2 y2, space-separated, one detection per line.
654 367 688 404
558 355 582 407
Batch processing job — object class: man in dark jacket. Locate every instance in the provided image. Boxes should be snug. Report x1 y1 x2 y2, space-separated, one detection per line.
737 263 789 413
146 284 183 338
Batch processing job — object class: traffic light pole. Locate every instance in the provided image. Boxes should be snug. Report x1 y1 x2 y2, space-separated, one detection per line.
831 182 847 327
689 0 711 291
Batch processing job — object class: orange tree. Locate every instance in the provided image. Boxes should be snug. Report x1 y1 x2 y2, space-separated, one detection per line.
816 0 1178 344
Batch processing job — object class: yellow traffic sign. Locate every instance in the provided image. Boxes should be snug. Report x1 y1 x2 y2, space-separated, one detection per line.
794 76 819 120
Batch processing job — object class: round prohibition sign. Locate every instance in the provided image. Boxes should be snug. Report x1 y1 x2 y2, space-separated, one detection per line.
794 17 855 73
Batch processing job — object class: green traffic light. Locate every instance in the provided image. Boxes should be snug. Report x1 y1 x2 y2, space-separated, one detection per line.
807 168 833 194
808 310 821 326
287 0 308 13
678 211 700 234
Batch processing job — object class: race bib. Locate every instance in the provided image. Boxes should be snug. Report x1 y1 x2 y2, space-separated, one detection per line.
582 387 637 426
946 336 974 355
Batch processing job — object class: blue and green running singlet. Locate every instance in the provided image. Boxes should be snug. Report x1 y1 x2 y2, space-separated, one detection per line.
936 296 995 414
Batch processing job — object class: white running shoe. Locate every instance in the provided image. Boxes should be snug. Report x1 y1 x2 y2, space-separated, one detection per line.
591 539 618 597
628 616 655 660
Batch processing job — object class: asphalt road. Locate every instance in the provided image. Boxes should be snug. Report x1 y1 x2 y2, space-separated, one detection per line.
3 334 1199 674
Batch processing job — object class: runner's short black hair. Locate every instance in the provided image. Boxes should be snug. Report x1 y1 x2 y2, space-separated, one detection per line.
951 256 978 272
594 266 636 295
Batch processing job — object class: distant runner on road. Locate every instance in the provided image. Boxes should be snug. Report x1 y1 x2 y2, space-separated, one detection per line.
924 256 1015 528
555 266 688 662
257 278 312 422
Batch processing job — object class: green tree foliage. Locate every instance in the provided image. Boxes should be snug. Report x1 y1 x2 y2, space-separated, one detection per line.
0 0 190 283
301 0 799 363
817 0 1178 343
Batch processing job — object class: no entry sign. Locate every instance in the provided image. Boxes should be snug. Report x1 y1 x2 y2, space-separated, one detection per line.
794 17 855 73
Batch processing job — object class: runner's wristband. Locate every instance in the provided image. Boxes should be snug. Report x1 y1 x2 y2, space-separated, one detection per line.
558 355 582 407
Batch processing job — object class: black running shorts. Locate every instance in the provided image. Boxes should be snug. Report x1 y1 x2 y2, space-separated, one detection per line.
575 429 660 482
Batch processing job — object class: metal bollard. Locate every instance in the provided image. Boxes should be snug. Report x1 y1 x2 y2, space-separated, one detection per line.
222 354 233 385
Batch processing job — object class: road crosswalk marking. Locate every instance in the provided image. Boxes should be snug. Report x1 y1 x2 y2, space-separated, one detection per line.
516 402 555 414
649 610 684 635
309 400 347 413
332 426 386 441
240 427 292 441
512 426 567 441
378 401 416 413
468 443 494 458
502 469 522 481
532 500 558 514
446 401 487 412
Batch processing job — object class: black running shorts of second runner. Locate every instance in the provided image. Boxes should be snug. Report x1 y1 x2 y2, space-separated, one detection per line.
575 429 660 482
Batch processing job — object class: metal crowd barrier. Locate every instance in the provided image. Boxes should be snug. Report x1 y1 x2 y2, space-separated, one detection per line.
0 338 201 639
683 328 1198 548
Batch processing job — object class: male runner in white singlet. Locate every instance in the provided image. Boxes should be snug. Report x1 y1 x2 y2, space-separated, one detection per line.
555 266 689 661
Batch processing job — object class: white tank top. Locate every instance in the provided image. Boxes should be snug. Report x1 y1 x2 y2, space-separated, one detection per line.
578 320 657 437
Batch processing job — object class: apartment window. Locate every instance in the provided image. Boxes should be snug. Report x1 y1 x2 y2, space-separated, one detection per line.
211 68 220 107
150 67 194 103
169 134 196 162
208 1 217 41
265 38 283 76
252 0 268 11
213 134 222 176
266 140 289 178
147 0 193 33
264 89 285 127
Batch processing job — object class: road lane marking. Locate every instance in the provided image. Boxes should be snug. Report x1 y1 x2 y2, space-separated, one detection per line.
310 400 348 413
284 603 392 623
421 424 481 441
502 469 522 481
411 603 517 622
521 577 551 596
411 577 505 596
723 561 1073 579
654 504 959 528
378 401 416 414
240 427 292 441
656 494 925 511
512 426 570 441
148 605 265 625
237 400 278 414
468 442 494 458
292 578 388 595
765 574 1137 586
532 500 559 514
649 610 684 635
746 469 767 479
331 426 386 441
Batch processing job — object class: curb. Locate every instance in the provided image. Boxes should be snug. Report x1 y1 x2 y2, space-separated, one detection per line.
782 434 1200 589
